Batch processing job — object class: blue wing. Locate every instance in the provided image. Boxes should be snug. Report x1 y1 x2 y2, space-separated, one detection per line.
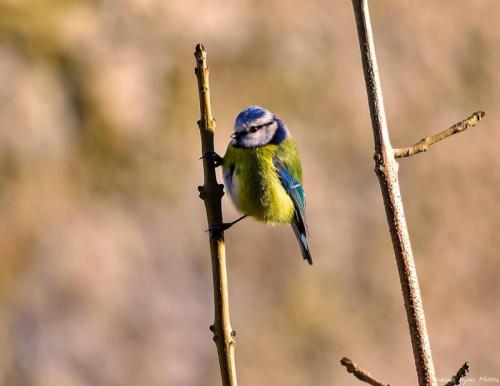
274 159 313 265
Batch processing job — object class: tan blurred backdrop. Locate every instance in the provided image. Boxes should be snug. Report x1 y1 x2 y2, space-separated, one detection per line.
0 1 499 385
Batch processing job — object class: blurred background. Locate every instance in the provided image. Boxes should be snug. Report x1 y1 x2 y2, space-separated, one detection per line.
0 0 499 385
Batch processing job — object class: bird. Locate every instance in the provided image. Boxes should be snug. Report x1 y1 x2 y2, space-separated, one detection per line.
204 106 312 265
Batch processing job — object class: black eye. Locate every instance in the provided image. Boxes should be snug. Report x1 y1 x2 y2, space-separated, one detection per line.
249 126 258 133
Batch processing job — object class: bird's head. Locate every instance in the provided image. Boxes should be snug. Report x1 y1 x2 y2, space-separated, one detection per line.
231 106 288 148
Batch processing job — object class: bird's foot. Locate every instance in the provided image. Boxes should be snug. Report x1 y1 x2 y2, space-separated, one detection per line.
206 222 233 234
205 215 248 234
200 151 223 167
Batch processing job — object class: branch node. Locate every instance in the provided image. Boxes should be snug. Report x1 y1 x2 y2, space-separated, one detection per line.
197 185 206 199
373 153 389 177
198 184 224 201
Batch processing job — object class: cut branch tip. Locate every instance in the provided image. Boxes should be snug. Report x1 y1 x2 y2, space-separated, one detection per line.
341 357 390 386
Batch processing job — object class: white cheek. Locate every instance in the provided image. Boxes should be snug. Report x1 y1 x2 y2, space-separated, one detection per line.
253 130 269 144
264 126 275 140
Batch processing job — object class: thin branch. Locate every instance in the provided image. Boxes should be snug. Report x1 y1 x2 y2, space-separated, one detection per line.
351 1 438 385
340 357 390 386
444 362 470 386
194 43 238 386
394 111 485 158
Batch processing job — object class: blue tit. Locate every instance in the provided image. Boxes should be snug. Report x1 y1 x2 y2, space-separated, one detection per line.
209 106 312 264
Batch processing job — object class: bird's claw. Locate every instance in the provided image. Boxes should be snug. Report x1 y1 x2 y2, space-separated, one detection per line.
200 151 223 167
205 216 247 234
205 223 232 234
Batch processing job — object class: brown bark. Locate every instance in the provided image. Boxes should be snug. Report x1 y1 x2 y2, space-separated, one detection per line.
350 1 437 385
194 43 238 386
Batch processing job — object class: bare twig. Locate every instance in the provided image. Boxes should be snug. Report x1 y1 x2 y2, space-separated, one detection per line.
350 1 437 385
194 43 238 386
394 111 485 158
341 357 390 386
444 362 470 386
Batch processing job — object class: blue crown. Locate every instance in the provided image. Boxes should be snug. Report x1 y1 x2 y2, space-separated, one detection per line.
235 106 270 126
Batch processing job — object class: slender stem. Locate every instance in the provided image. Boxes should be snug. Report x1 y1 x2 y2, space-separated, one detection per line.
340 357 390 386
444 362 470 386
350 1 437 386
194 43 238 386
394 111 485 158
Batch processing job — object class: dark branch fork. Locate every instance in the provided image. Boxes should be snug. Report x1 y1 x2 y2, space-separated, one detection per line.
443 362 470 386
347 1 484 386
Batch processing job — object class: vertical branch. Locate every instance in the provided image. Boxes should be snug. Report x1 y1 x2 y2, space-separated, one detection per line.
350 1 437 386
194 43 238 386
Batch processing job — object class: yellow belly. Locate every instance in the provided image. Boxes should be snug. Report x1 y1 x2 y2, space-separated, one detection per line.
223 145 295 224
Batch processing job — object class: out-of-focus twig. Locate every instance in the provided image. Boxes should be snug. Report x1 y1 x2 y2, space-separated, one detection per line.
341 357 390 386
194 43 238 386
394 112 485 158
351 1 438 385
444 362 470 386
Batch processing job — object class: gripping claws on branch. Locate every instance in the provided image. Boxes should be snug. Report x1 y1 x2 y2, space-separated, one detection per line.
200 151 224 167
205 215 248 235
206 223 232 235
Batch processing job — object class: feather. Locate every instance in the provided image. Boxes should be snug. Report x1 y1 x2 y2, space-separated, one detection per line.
223 142 296 223
274 158 313 264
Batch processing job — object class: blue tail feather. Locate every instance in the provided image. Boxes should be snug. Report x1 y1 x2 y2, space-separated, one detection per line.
292 218 313 265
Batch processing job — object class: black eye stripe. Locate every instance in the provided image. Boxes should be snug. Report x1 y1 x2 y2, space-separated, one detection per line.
247 120 274 134
233 120 275 140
